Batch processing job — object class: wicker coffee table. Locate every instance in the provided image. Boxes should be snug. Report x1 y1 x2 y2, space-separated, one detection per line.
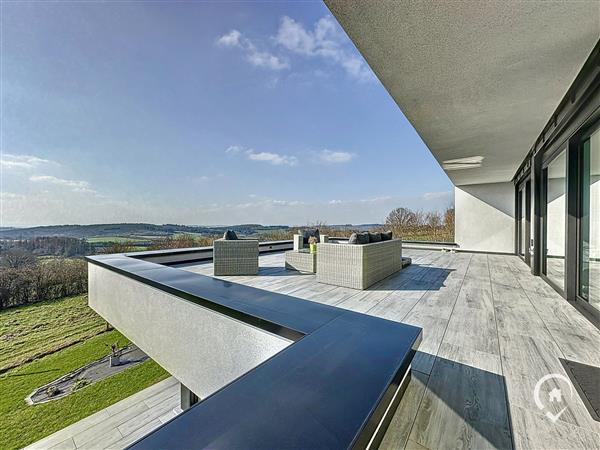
285 249 317 273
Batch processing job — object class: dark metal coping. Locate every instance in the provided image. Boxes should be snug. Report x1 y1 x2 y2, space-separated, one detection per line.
86 247 422 450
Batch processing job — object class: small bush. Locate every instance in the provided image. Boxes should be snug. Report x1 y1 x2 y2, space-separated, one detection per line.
46 386 60 397
72 378 89 391
0 258 87 309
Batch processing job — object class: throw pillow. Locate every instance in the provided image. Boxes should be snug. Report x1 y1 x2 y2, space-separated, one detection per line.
369 232 382 243
356 232 370 245
223 230 238 240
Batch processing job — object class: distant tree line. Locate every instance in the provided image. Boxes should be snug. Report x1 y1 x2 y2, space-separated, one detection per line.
1 236 93 257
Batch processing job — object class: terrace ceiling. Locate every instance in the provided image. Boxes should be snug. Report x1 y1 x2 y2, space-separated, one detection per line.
325 0 600 186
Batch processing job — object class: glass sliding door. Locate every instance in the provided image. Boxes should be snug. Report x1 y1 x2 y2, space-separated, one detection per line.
579 126 600 313
544 149 567 291
530 179 535 261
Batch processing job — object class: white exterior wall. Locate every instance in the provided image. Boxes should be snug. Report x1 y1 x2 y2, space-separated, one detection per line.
88 264 291 399
455 182 515 253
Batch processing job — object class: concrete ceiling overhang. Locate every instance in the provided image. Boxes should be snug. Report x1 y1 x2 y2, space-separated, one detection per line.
325 0 600 186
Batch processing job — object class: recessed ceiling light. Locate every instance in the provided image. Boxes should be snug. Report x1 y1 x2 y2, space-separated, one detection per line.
442 156 484 171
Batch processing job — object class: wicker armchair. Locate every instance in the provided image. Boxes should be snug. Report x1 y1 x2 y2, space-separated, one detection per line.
213 239 259 276
316 239 402 289
293 233 329 251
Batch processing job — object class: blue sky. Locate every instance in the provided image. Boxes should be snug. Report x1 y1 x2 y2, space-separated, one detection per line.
1 1 452 227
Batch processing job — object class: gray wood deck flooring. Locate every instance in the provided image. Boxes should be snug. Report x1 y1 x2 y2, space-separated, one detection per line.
183 249 600 450
27 250 600 449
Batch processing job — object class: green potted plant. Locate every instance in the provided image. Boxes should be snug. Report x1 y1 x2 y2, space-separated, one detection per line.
308 236 318 254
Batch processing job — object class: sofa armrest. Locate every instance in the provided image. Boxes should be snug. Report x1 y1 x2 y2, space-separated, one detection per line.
293 234 304 251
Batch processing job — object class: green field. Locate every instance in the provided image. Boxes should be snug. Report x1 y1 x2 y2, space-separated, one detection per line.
0 297 169 450
86 235 145 244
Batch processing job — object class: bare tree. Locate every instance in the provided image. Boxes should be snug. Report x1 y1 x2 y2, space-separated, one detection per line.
424 211 443 239
385 207 417 228
1 248 37 268
443 206 455 240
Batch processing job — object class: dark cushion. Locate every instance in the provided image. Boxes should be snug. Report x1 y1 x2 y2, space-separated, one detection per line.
357 232 370 245
223 230 238 240
348 232 369 245
302 229 320 245
369 232 382 243
381 230 393 241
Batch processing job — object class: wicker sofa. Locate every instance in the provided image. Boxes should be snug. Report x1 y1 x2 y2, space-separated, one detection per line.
316 239 402 289
213 239 259 276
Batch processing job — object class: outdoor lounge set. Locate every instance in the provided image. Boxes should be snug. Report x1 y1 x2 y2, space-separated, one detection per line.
213 229 405 289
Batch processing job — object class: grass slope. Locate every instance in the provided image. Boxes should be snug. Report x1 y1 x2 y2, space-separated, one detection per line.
0 330 168 450
0 297 168 449
0 295 107 372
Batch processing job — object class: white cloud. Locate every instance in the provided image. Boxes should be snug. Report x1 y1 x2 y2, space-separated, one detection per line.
275 16 374 82
316 149 355 164
29 175 96 194
1 153 54 170
216 29 289 71
225 145 243 155
246 150 297 166
216 16 373 79
0 191 25 200
216 30 242 47
423 191 453 201
226 146 297 166
245 48 289 71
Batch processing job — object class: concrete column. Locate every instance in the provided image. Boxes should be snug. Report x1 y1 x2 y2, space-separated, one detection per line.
180 383 199 410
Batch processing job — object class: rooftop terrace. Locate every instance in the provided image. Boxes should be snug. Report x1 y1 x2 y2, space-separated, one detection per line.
175 248 600 449
68 247 599 449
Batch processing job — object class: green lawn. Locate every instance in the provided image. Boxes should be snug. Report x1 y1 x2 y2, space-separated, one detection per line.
0 295 107 372
0 298 169 450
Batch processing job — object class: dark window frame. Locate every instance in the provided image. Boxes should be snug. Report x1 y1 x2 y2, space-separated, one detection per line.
575 118 600 319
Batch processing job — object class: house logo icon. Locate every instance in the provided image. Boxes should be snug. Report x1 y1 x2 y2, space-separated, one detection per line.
548 387 562 403
533 374 574 423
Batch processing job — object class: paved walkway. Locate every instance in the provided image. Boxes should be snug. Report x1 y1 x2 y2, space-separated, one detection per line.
25 377 180 450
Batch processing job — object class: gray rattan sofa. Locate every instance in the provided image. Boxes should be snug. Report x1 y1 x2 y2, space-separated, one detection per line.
213 239 259 276
316 239 402 289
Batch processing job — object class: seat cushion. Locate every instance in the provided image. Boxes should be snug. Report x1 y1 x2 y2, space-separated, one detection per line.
381 230 393 241
369 232 382 243
348 232 369 245
223 230 238 240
